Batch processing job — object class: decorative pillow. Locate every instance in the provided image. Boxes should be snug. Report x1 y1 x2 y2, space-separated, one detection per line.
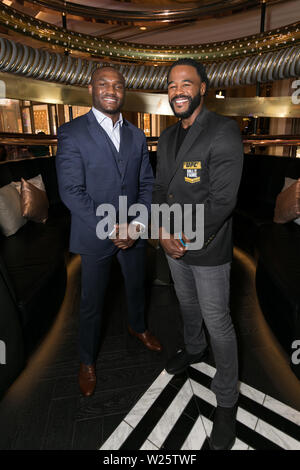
0 184 27 236
273 177 300 225
11 174 46 194
20 178 49 224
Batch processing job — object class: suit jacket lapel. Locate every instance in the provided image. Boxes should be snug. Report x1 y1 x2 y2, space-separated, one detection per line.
168 105 209 185
86 109 121 177
165 122 181 186
119 120 132 182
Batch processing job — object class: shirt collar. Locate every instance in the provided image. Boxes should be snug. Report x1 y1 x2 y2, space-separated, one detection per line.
92 106 123 128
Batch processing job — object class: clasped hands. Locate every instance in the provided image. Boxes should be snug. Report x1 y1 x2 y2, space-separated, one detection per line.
159 227 190 259
110 222 142 250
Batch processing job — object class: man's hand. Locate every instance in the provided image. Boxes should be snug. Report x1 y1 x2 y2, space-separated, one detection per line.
159 227 189 259
111 223 137 250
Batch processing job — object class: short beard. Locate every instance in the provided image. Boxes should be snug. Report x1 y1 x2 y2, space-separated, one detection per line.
100 104 123 115
170 92 202 119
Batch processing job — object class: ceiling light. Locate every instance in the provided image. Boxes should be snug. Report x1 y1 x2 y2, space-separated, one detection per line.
216 90 225 99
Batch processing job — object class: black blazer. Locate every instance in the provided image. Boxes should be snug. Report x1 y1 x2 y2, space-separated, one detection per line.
153 105 244 266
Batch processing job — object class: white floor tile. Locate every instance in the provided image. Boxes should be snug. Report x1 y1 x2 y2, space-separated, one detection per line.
201 416 213 436
124 370 173 428
100 421 133 450
190 362 215 378
236 406 259 430
239 382 265 404
190 379 217 406
147 380 193 448
181 416 207 450
140 439 159 450
255 419 300 450
191 362 268 407
263 395 300 426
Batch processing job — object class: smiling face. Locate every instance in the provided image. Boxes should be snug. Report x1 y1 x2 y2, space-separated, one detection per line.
88 67 125 120
167 65 206 123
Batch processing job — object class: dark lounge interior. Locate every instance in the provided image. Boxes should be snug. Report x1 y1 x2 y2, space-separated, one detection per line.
0 0 299 451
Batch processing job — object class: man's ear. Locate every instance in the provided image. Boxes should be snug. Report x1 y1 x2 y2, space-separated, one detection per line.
88 84 92 95
201 82 206 96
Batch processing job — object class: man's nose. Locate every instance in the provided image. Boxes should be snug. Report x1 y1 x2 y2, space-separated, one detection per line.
104 83 116 94
170 85 184 96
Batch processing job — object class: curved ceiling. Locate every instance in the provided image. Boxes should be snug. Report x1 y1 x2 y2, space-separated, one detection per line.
1 0 298 47
0 3 299 64
28 0 269 22
0 1 299 90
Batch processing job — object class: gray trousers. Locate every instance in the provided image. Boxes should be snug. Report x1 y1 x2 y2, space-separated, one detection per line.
167 255 239 407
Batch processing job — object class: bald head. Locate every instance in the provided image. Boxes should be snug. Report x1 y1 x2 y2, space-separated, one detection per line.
88 66 126 122
91 66 125 87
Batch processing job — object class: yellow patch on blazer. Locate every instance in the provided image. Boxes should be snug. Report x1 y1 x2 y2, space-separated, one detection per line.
183 162 201 183
185 176 201 183
183 162 202 170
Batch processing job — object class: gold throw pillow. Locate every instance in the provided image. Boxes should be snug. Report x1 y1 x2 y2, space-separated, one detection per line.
21 177 49 224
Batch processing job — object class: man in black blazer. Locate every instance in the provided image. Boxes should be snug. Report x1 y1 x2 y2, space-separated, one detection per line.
153 59 243 450
56 66 162 397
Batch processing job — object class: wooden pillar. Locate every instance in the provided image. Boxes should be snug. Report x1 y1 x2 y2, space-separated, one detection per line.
56 104 65 127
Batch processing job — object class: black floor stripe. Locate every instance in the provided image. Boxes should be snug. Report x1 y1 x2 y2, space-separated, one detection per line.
188 366 212 388
236 421 283 450
161 398 200 450
200 438 211 450
192 393 215 420
117 367 290 450
120 374 188 450
189 366 299 442
238 395 300 442
181 394 201 421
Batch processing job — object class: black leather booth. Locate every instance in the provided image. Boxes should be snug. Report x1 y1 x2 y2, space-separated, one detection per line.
233 154 296 256
234 154 300 379
0 157 70 397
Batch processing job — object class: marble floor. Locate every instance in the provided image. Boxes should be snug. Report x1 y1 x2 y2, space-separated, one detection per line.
101 361 300 451
1 248 300 450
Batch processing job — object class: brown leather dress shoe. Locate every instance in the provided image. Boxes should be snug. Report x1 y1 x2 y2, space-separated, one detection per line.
79 363 96 397
128 326 162 352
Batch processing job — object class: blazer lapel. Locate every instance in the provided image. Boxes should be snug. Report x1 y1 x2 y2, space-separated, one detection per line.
164 122 181 186
86 109 121 177
168 105 209 184
119 119 132 182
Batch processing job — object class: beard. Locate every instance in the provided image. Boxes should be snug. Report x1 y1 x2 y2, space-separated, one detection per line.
100 104 123 115
170 92 202 119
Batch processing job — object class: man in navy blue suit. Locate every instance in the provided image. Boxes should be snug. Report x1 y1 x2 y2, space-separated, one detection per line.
56 66 162 397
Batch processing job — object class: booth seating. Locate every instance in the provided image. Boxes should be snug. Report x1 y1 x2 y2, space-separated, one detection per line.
234 154 300 379
233 154 295 256
0 157 70 397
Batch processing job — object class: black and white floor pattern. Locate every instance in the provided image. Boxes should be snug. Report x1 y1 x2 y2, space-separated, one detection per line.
100 362 300 450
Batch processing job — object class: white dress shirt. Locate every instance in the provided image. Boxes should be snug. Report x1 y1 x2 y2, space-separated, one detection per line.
91 106 145 237
92 106 122 152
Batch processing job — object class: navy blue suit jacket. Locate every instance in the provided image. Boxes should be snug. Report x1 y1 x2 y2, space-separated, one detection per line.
56 109 154 256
